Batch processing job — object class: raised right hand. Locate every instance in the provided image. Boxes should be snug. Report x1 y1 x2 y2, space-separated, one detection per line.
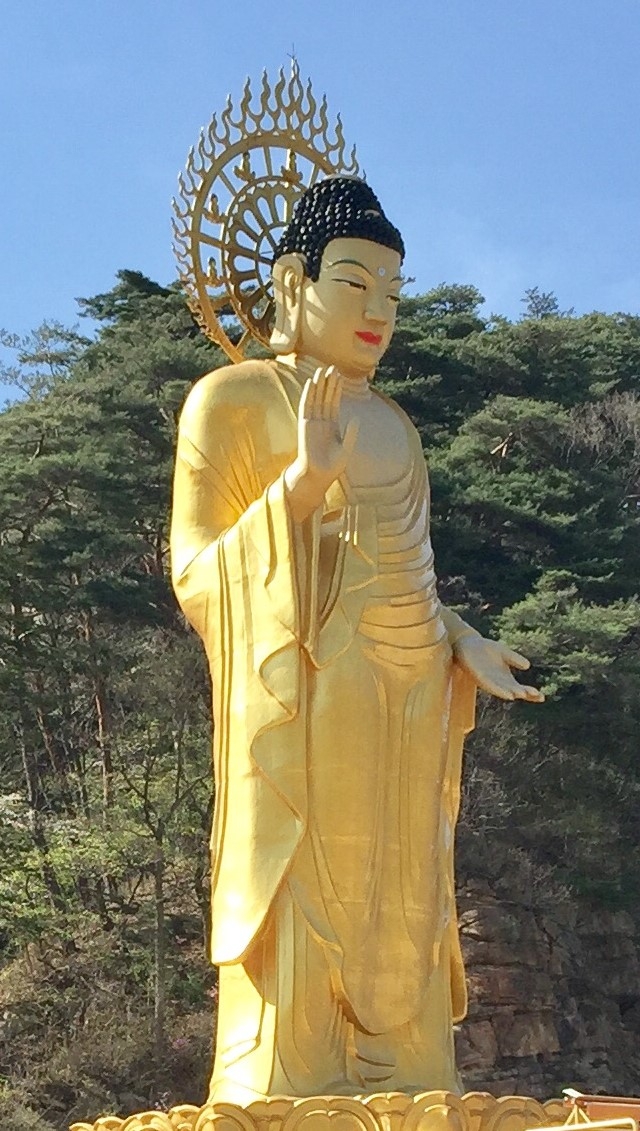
284 366 359 522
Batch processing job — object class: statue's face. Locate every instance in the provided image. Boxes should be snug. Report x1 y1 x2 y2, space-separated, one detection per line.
297 237 402 377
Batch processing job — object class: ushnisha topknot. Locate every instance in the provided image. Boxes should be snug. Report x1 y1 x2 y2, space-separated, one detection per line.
272 176 405 282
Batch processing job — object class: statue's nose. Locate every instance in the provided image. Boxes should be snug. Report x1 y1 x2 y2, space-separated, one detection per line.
363 293 388 323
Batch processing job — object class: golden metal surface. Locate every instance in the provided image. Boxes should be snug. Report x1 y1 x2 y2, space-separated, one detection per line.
60 65 550 1131
173 64 360 361
157 66 544 1120
69 1093 565 1131
170 231 542 1100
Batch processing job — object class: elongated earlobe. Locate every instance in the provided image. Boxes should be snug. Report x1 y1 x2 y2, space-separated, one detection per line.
270 254 305 353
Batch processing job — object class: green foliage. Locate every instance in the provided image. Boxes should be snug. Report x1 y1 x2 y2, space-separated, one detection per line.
378 288 640 924
0 1082 57 1131
498 570 640 696
0 270 219 1125
1 269 640 1126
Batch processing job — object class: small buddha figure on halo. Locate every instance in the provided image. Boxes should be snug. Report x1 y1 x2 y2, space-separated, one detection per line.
170 177 543 1105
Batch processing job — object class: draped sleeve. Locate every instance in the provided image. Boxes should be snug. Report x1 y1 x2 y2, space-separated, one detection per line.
397 404 480 651
170 361 317 964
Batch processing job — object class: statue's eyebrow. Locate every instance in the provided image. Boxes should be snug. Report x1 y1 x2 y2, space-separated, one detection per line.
326 258 403 284
326 258 374 277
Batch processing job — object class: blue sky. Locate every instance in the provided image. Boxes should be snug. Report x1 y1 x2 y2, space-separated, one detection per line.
1 0 639 396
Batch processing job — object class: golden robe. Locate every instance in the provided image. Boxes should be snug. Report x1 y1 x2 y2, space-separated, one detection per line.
170 359 476 1103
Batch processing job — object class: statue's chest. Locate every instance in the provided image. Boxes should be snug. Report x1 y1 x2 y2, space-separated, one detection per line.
340 397 411 489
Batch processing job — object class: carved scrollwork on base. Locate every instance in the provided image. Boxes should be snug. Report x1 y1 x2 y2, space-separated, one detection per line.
69 1092 565 1131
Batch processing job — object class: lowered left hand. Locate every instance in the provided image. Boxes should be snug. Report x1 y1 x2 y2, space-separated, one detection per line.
454 634 545 703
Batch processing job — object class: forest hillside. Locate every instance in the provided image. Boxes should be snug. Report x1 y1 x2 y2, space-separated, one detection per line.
1 273 639 1130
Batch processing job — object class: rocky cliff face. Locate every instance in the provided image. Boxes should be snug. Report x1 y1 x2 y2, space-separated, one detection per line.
455 882 640 1097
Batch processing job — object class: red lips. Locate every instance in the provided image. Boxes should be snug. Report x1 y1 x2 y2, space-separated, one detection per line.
355 331 383 345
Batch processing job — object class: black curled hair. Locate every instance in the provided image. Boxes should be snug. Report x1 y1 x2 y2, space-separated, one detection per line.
272 176 405 281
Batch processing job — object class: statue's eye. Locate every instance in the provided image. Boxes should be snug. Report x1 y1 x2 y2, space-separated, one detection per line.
333 277 366 291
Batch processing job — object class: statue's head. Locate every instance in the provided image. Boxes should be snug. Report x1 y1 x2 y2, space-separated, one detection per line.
270 177 405 377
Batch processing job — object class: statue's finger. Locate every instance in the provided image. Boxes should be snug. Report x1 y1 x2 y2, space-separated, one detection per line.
311 365 333 418
501 645 530 670
312 366 335 416
309 378 326 419
313 364 334 383
300 378 316 420
320 366 339 418
514 684 545 703
327 369 344 422
475 675 516 701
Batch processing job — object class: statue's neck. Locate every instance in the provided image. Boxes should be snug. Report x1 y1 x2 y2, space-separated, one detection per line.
275 352 373 401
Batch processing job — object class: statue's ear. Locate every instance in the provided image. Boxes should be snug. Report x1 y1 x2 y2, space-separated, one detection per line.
270 254 306 353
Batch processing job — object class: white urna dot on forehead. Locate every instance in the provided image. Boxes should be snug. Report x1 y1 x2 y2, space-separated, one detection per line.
378 267 386 277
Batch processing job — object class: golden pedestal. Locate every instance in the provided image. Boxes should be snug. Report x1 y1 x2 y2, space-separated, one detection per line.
70 1091 566 1131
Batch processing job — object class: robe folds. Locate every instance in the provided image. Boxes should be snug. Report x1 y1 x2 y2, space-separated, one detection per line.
171 358 477 1099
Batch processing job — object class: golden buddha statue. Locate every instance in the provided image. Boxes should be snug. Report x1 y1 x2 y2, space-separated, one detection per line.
165 68 547 1103
170 75 542 1108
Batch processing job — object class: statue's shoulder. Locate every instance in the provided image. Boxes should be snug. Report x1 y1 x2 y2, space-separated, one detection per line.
181 359 282 423
371 386 423 450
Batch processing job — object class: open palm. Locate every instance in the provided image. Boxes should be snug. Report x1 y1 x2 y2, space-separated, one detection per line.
454 634 544 702
298 365 359 486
